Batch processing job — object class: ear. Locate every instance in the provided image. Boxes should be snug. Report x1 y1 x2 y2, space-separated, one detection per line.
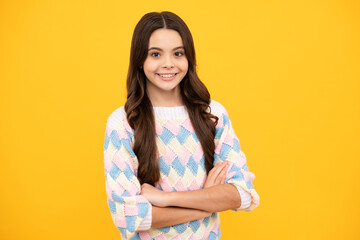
139 66 143 69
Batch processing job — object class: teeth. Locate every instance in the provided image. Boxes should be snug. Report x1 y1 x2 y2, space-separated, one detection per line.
159 74 175 77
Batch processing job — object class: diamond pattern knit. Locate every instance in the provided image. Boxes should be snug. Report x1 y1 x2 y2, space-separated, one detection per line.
104 100 260 239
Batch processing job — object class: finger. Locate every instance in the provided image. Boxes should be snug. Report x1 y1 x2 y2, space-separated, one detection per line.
214 162 228 183
210 161 227 177
220 163 229 184
207 162 224 181
214 161 226 169
206 162 227 187
219 163 229 184
221 172 226 184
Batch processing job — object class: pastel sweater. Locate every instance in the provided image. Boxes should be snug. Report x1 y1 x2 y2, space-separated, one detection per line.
103 100 260 240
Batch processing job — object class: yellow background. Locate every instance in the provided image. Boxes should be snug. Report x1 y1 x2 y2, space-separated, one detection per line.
1 0 359 239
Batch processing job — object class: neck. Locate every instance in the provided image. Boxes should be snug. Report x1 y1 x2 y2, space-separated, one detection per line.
146 86 184 107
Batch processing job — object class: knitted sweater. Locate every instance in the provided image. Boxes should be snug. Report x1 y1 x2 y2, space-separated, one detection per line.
103 99 260 240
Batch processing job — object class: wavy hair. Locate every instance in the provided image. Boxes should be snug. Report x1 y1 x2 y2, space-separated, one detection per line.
124 11 219 186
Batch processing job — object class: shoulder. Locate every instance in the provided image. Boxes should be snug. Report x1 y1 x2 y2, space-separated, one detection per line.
209 99 229 117
105 106 128 131
209 99 232 127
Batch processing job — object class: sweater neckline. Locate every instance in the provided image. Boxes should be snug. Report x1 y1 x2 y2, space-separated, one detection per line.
152 105 188 119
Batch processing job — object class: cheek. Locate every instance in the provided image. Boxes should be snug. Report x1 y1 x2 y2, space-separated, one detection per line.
179 60 189 72
143 61 157 74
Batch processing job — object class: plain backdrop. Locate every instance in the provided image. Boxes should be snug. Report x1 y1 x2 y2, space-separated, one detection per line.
1 0 359 239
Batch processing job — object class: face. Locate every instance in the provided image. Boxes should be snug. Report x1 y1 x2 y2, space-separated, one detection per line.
143 28 189 102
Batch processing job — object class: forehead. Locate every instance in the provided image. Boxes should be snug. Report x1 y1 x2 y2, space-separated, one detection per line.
148 29 183 48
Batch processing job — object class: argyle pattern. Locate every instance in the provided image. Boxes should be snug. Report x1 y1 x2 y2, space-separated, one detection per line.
104 101 260 239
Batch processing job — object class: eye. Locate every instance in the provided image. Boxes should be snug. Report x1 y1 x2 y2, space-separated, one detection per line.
150 52 160 57
175 51 184 57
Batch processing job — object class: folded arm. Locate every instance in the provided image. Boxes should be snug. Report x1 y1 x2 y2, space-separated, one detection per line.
142 182 240 213
151 206 211 228
171 183 241 212
142 161 242 213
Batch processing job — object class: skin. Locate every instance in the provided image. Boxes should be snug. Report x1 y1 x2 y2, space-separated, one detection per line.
143 28 188 107
141 28 242 228
147 161 231 228
143 161 241 228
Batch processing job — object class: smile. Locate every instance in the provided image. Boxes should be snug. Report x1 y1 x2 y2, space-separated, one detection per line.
157 73 178 81
157 73 177 77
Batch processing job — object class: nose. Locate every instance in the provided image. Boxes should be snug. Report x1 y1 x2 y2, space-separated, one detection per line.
162 55 174 68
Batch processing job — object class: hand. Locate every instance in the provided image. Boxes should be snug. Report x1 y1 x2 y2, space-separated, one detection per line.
203 161 229 189
141 183 169 207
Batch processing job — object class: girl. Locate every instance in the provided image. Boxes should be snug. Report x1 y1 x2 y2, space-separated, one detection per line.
104 11 260 240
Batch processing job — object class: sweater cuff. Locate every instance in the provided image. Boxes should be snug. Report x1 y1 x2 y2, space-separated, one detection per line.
233 184 252 209
137 204 152 231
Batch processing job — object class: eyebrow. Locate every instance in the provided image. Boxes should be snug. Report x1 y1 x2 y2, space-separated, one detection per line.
148 46 184 51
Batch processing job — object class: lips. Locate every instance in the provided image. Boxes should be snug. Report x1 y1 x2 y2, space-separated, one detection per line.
157 73 177 77
156 73 178 81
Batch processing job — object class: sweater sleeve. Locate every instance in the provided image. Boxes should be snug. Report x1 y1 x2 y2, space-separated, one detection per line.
213 106 260 212
103 109 152 238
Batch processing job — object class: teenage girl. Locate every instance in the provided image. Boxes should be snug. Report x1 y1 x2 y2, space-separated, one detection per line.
104 11 260 240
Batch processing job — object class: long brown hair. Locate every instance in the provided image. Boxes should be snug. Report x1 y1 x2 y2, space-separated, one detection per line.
124 11 219 186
